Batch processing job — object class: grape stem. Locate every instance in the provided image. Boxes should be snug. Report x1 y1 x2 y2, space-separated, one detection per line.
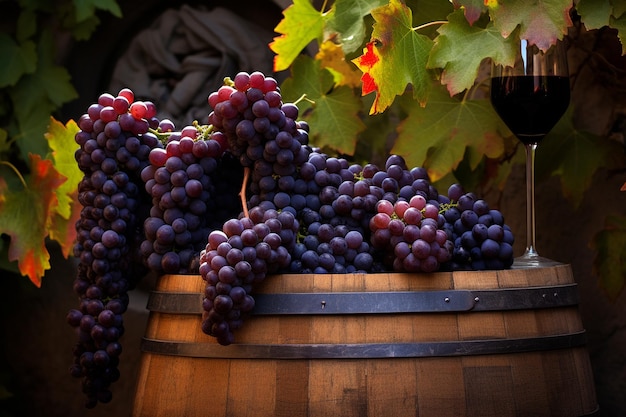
240 166 250 218
293 93 316 107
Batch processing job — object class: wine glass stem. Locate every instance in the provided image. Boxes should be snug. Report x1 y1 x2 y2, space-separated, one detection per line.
525 143 538 257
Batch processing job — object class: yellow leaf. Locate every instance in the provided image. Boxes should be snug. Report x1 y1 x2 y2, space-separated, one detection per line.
315 40 362 88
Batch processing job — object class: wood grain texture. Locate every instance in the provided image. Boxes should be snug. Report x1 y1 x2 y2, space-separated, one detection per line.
132 265 597 417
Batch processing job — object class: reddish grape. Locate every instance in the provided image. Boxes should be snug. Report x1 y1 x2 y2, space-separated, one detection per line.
144 101 157 119
99 106 117 123
117 88 134 104
249 71 265 89
129 102 147 120
217 86 235 102
409 195 427 210
376 199 394 216
98 93 115 107
149 148 168 166
233 72 250 91
112 96 129 115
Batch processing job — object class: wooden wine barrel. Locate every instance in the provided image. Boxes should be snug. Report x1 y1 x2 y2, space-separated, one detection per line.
132 264 598 417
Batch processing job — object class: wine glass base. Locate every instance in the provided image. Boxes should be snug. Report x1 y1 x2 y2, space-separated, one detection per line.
511 252 563 269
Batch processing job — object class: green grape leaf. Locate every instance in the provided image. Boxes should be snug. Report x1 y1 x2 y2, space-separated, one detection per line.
576 0 612 29
73 0 122 22
10 98 52 162
590 214 626 299
270 0 329 72
613 0 626 18
328 0 388 54
352 0 434 114
536 107 615 207
452 0 489 25
0 154 67 287
0 34 37 88
65 13 102 41
17 9 37 42
427 9 518 96
281 56 366 156
10 30 78 160
408 0 455 27
489 0 573 51
393 84 505 182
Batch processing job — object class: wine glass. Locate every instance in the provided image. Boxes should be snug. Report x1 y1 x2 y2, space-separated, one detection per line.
490 39 570 268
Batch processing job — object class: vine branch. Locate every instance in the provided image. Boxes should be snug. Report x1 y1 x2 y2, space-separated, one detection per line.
0 161 27 189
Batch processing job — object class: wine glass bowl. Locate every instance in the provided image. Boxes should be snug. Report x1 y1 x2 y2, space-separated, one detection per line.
490 39 570 268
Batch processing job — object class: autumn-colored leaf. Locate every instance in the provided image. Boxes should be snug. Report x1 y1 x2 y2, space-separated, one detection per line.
590 214 626 299
352 0 434 114
270 0 329 72
281 55 366 156
453 0 488 25
315 40 362 88
49 188 80 259
0 154 67 286
488 0 573 51
45 117 82 257
427 9 518 96
45 117 81 220
393 83 505 182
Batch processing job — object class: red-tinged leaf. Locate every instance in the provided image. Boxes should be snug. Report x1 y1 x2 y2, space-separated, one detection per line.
281 56 366 156
488 0 573 51
393 84 506 182
49 189 80 259
352 0 434 114
44 117 82 258
453 0 488 25
590 214 626 299
427 9 518 96
270 0 328 72
0 154 66 286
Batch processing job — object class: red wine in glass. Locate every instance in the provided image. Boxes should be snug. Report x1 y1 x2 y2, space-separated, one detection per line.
491 75 570 145
490 39 570 267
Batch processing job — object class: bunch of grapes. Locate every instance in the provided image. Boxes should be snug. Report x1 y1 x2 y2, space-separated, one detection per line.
207 71 312 215
443 184 515 270
68 88 162 407
139 123 243 274
199 206 298 345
